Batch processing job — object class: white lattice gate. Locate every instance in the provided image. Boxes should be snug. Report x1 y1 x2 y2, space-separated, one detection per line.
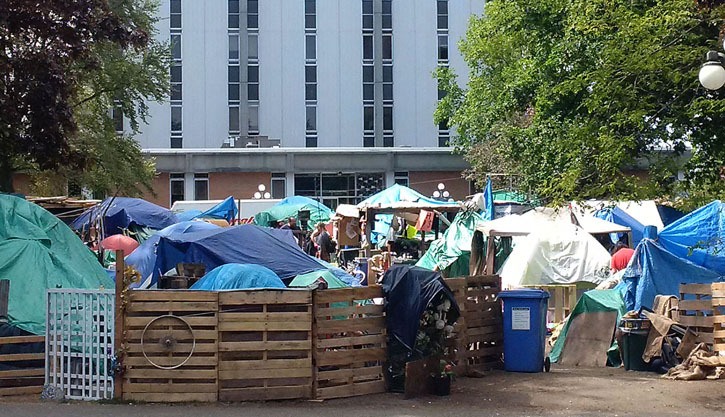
45 289 115 400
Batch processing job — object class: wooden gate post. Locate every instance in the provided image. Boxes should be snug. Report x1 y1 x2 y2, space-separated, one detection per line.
113 250 125 399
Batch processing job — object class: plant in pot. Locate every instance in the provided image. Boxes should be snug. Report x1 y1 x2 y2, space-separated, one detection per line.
431 359 454 396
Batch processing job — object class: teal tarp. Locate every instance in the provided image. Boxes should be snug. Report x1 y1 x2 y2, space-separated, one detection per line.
190 263 285 290
0 195 112 334
254 196 332 229
549 289 627 364
416 211 486 276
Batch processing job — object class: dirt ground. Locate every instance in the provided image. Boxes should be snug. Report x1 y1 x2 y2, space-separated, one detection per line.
1 365 723 417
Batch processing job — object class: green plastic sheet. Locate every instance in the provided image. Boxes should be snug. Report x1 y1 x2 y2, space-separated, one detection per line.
0 195 112 334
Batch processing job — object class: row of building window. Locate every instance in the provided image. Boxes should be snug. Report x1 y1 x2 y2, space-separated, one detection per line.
170 0 183 148
169 172 288 206
305 0 318 147
437 0 450 147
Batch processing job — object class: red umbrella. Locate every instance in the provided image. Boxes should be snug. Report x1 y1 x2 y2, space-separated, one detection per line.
101 235 139 255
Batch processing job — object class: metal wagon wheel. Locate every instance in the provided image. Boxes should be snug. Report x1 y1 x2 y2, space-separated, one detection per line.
140 314 196 370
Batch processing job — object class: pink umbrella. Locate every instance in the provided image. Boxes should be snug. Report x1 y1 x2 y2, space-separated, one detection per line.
101 235 139 255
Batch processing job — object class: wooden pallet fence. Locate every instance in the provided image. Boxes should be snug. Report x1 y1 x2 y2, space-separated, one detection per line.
675 283 714 346
218 290 313 402
312 286 386 400
523 284 577 323
712 283 725 354
460 275 503 371
442 278 468 375
0 335 45 396
122 291 219 403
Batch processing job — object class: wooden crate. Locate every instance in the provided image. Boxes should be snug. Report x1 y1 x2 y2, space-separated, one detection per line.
0 335 45 397
523 284 577 323
675 283 714 345
122 291 219 402
712 283 725 354
461 275 503 371
442 278 468 375
218 290 313 402
313 287 386 400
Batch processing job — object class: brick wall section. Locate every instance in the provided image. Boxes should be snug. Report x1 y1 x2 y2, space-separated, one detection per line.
141 172 170 208
209 172 272 200
408 171 470 200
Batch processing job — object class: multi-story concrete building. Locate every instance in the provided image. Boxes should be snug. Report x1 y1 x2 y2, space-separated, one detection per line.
134 0 483 208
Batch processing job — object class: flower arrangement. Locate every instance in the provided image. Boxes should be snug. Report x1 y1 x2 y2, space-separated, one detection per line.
434 359 454 379
414 295 455 357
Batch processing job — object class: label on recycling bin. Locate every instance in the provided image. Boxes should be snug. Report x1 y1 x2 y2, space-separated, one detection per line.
511 307 530 330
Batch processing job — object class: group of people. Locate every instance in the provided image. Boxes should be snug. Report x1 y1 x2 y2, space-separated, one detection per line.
277 217 336 262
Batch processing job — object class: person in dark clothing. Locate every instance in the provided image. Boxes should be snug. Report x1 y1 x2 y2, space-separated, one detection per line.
313 222 333 262
280 217 300 230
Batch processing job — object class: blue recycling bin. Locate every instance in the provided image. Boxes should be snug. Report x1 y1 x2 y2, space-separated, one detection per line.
499 289 550 372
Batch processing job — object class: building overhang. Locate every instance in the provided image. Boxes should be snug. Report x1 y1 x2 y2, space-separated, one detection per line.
143 147 470 173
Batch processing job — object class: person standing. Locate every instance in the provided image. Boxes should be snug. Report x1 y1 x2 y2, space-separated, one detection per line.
314 222 334 262
610 241 635 273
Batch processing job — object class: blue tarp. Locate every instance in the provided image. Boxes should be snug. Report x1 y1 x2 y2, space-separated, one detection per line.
658 200 725 275
358 184 453 244
176 210 203 222
595 206 646 247
174 197 238 223
125 221 220 288
622 239 724 310
381 265 460 352
153 224 354 283
190 263 285 290
71 197 178 236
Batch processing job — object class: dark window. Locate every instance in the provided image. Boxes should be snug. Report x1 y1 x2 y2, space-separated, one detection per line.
248 83 259 101
248 35 258 60
170 174 185 204
171 35 181 60
112 106 123 132
306 35 316 60
228 14 239 29
248 106 259 132
171 83 182 101
229 35 239 60
438 119 449 130
247 14 258 28
305 0 316 13
363 84 374 101
171 106 182 131
194 175 209 200
383 106 393 131
438 35 448 61
271 174 286 198
437 16 448 30
362 0 373 14
170 0 181 28
437 0 448 15
383 84 393 101
382 35 392 60
248 0 258 13
383 65 393 82
383 136 394 147
247 66 259 83
171 65 182 83
363 136 374 147
228 66 240 83
363 65 374 82
306 106 316 131
363 35 373 60
305 65 316 82
305 84 317 101
229 107 240 132
363 106 374 131
229 0 239 13
363 15 373 29
305 15 316 29
170 137 183 148
228 84 240 101
306 136 318 148
171 0 181 14
438 136 450 147
382 0 391 14
382 15 392 29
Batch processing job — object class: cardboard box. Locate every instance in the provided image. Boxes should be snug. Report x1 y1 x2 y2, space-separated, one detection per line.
336 216 361 247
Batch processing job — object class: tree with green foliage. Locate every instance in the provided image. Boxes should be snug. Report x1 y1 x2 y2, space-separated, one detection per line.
437 0 725 210
0 0 168 196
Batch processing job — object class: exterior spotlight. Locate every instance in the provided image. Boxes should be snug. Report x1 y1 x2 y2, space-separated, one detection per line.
699 50 725 91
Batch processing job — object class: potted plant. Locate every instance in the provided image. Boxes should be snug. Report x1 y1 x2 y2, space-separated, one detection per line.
431 359 454 396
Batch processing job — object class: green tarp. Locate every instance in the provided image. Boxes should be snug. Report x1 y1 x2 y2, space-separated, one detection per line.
289 270 348 288
549 289 627 364
254 196 332 229
0 195 112 334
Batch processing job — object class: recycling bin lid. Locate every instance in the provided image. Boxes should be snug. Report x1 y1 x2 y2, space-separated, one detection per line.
498 289 550 299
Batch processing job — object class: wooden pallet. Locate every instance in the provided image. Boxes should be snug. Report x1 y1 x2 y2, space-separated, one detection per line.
675 284 714 345
122 291 219 402
312 287 386 400
460 275 503 371
523 284 577 323
0 335 45 397
712 283 725 354
218 290 313 402
442 278 468 375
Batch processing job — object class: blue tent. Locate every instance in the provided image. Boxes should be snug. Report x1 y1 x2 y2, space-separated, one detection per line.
153 224 354 283
658 200 725 275
190 264 285 290
358 184 454 244
176 197 238 223
622 239 724 310
71 197 178 236
125 221 221 288
595 206 646 247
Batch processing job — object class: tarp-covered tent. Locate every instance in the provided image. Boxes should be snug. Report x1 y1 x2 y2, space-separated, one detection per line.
125 221 221 288
175 196 238 223
416 211 486 277
657 200 725 275
550 289 627 364
358 184 457 244
573 200 665 231
622 238 724 310
381 265 460 352
595 206 646 247
254 196 332 228
0 195 112 334
289 270 349 288
499 223 611 288
478 206 631 237
154 224 353 283
71 197 178 237
190 263 285 290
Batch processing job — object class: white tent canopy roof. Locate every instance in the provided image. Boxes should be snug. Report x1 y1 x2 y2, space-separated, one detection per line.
476 206 630 237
